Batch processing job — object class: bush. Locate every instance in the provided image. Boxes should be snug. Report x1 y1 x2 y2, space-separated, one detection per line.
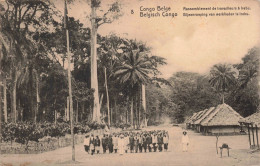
1 122 91 146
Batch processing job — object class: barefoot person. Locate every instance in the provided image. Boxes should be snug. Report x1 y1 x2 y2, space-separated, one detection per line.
182 131 189 152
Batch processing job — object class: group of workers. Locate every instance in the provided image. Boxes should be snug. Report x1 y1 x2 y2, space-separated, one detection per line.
83 130 169 155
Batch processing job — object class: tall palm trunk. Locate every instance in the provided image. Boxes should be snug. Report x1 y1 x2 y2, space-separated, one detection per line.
11 69 18 123
142 84 147 127
130 95 134 128
135 89 138 128
35 73 40 123
90 3 100 122
3 77 7 123
76 100 78 123
114 99 117 124
104 67 110 126
0 81 2 142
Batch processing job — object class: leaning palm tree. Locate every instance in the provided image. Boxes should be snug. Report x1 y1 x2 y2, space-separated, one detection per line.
114 48 151 128
209 63 237 104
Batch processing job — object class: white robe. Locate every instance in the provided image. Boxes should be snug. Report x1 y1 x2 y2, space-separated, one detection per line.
182 135 189 152
118 137 125 155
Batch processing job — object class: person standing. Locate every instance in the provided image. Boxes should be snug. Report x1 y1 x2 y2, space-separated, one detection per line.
89 134 95 155
102 134 107 153
124 133 129 153
138 133 143 153
152 133 158 152
147 133 152 152
108 134 113 153
157 133 163 152
84 135 90 153
182 131 189 152
163 133 169 152
118 134 125 155
134 134 139 153
94 135 101 154
113 134 118 153
142 134 148 152
129 134 134 153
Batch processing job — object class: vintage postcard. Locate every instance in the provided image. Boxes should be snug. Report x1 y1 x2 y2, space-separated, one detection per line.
0 0 259 165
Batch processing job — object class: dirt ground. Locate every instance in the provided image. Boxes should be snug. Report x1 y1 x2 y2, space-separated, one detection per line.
0 125 259 166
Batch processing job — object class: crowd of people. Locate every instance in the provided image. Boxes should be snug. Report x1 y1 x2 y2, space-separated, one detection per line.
83 130 169 155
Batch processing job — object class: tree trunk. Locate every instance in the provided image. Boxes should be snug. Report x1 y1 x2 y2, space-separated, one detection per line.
67 96 70 121
35 73 40 123
104 67 110 126
76 100 78 123
222 92 224 104
110 104 113 126
11 69 18 123
3 77 7 123
114 99 117 124
142 84 147 127
0 82 2 142
66 15 75 160
131 95 134 128
55 110 57 125
135 90 139 128
81 102 85 121
90 3 100 123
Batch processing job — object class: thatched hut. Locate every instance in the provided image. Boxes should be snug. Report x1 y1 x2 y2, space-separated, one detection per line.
194 107 215 133
240 111 260 149
185 112 198 129
189 110 204 130
200 104 243 135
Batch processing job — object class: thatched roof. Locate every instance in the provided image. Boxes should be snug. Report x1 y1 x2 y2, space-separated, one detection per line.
194 107 215 125
243 111 260 126
186 112 198 124
201 103 243 126
192 109 207 124
184 112 197 123
190 111 204 124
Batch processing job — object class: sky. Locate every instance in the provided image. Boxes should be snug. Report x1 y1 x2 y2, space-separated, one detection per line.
55 0 260 78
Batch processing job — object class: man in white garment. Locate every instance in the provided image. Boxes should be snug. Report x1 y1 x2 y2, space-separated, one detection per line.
181 131 189 152
118 134 125 155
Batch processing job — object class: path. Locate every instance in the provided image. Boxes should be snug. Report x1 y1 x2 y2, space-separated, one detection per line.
0 125 259 166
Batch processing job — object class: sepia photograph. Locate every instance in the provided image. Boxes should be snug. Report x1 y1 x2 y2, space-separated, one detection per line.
0 0 260 165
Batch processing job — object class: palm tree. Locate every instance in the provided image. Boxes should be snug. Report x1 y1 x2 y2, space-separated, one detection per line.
114 48 151 128
209 64 237 104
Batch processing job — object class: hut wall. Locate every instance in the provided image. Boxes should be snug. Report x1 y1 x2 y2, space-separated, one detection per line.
208 126 241 135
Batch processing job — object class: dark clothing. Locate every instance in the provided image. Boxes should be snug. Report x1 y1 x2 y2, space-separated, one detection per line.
129 136 134 152
153 143 157 152
134 137 139 153
147 136 152 152
142 136 147 152
164 143 168 150
95 138 101 153
102 137 108 153
157 136 163 152
95 138 101 146
147 136 152 144
108 137 113 153
84 145 89 153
